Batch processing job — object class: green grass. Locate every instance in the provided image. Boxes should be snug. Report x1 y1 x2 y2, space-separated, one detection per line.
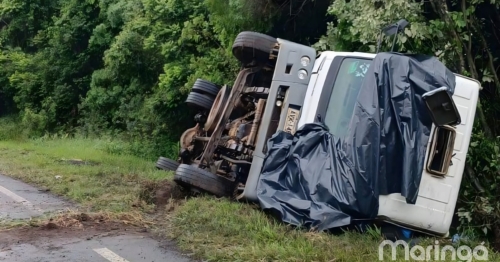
0 137 172 213
169 197 499 262
0 117 498 261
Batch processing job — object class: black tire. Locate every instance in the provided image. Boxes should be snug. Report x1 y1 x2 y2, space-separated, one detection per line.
156 157 179 171
174 164 236 197
185 92 214 111
192 79 221 97
232 31 278 65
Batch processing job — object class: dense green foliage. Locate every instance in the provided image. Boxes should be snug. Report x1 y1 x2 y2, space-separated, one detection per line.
1 0 500 247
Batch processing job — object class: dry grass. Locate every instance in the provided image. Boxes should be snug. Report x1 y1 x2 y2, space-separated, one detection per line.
0 209 152 230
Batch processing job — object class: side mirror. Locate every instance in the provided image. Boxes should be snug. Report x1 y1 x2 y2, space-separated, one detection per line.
376 19 410 53
381 19 409 36
422 87 461 127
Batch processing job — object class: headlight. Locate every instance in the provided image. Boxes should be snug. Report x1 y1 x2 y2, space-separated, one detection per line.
300 56 310 66
298 69 308 80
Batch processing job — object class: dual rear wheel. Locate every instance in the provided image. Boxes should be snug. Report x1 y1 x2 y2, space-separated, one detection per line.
185 79 221 111
185 31 278 112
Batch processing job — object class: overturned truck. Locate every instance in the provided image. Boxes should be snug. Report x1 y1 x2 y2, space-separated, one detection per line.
156 27 480 237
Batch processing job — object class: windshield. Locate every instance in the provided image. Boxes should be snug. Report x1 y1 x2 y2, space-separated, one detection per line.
324 58 372 138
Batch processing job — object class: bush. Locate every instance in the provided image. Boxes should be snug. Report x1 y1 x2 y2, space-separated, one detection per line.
458 128 500 244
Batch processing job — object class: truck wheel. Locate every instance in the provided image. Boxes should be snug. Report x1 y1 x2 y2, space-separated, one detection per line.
185 92 214 111
232 31 278 66
155 157 180 171
174 164 235 197
191 79 221 97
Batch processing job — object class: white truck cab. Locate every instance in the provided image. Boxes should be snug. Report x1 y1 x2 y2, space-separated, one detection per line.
298 51 480 236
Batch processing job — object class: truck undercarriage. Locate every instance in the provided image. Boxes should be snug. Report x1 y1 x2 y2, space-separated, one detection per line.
155 31 316 199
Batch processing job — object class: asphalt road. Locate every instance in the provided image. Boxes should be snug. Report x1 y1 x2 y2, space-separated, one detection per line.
0 174 194 262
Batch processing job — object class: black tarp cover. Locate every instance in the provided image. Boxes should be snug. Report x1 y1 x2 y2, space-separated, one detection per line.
256 52 457 231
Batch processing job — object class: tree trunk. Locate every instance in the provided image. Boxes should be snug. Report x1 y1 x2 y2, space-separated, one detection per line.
476 99 494 139
494 223 500 252
429 0 465 72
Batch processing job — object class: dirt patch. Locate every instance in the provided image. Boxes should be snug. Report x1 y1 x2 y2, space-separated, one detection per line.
0 212 145 249
139 180 189 211
42 222 58 230
40 212 144 230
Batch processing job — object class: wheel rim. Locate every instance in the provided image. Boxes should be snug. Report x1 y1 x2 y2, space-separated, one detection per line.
180 124 198 149
204 85 229 133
